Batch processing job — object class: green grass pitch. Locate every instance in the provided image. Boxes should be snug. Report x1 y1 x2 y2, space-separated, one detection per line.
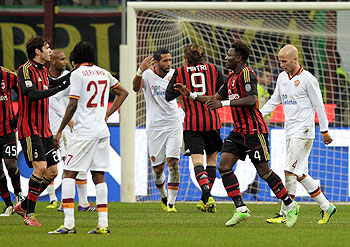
0 202 349 247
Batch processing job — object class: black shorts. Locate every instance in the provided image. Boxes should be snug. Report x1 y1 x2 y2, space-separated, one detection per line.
20 135 59 168
183 130 223 156
221 131 270 165
0 132 17 160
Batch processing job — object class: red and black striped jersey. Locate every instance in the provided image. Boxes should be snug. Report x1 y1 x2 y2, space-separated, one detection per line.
168 63 223 131
218 66 269 134
0 66 17 136
17 60 52 139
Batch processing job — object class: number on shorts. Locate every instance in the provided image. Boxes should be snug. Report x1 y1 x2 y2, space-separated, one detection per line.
5 145 16 157
52 150 59 163
190 72 206 95
86 80 108 108
254 150 261 161
66 154 73 166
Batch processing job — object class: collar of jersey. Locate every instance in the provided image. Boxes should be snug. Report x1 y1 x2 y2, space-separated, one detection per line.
288 65 303 80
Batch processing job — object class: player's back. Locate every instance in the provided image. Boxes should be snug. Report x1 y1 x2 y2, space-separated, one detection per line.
69 64 118 140
175 63 223 131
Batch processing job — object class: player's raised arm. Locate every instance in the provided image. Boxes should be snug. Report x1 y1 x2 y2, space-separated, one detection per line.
133 55 153 92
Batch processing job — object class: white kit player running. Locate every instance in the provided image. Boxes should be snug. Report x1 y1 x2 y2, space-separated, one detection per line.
132 48 182 213
260 44 336 224
48 41 128 235
47 50 97 212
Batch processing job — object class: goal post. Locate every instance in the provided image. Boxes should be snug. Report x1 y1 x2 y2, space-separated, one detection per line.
121 2 350 203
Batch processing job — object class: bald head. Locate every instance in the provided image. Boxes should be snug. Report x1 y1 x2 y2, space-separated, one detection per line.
278 44 300 77
49 49 67 76
278 45 298 60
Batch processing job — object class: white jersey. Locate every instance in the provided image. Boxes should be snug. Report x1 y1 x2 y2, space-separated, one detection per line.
260 67 329 140
69 64 119 140
49 70 70 135
142 68 182 131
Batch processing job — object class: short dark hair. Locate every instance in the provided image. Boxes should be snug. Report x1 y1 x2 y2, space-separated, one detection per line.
184 44 204 66
153 48 170 62
232 41 250 62
72 41 96 64
26 36 49 60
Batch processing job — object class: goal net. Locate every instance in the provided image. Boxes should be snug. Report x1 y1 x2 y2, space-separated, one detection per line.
123 2 350 203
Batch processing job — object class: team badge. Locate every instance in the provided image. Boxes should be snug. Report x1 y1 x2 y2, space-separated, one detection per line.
151 156 156 162
245 83 252 92
34 151 39 159
25 80 33 87
168 77 171 81
294 80 300 87
1 81 5 90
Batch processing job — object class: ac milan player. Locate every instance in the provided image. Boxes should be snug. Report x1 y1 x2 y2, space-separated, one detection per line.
166 43 224 213
0 66 25 217
14 37 71 226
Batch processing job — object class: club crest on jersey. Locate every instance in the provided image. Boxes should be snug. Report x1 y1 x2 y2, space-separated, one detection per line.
294 80 300 87
34 151 38 159
1 81 5 90
25 80 33 87
168 76 171 81
151 156 156 162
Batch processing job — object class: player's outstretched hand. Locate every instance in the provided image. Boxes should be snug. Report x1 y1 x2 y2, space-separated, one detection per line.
53 131 62 150
322 132 333 145
206 99 222 111
174 83 190 97
139 55 154 72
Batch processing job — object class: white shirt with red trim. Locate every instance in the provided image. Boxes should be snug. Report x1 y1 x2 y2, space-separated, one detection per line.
142 68 182 132
260 66 329 140
69 64 119 140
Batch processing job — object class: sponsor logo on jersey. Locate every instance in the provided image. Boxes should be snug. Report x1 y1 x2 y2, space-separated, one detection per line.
151 85 165 96
229 93 240 100
282 94 297 105
294 80 300 87
25 80 33 87
0 95 8 101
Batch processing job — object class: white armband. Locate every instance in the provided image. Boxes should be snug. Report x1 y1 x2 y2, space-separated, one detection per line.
221 100 230 107
136 68 143 77
188 92 198 100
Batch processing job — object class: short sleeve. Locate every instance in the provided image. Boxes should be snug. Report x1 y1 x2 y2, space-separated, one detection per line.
240 69 258 96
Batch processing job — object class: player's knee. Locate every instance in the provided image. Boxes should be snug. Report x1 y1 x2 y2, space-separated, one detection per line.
4 159 17 173
153 163 165 174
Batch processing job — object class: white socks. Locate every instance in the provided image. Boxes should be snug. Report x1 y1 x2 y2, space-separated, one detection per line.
300 175 330 211
76 179 89 207
152 170 167 199
168 166 180 206
96 182 108 228
62 178 76 229
47 182 57 202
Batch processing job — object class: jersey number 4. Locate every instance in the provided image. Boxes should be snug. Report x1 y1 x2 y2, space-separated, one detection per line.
87 80 107 108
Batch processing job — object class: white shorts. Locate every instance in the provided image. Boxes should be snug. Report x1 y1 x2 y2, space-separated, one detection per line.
285 138 313 177
147 128 183 166
64 137 110 173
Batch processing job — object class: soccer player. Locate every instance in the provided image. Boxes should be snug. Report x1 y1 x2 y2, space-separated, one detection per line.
133 49 182 212
49 41 128 234
176 41 299 227
47 50 97 212
14 37 71 226
261 44 336 224
0 66 25 217
165 44 224 213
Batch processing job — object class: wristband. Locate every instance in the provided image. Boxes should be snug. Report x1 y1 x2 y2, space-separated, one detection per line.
321 131 329 136
221 100 230 107
136 68 143 77
189 92 197 100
